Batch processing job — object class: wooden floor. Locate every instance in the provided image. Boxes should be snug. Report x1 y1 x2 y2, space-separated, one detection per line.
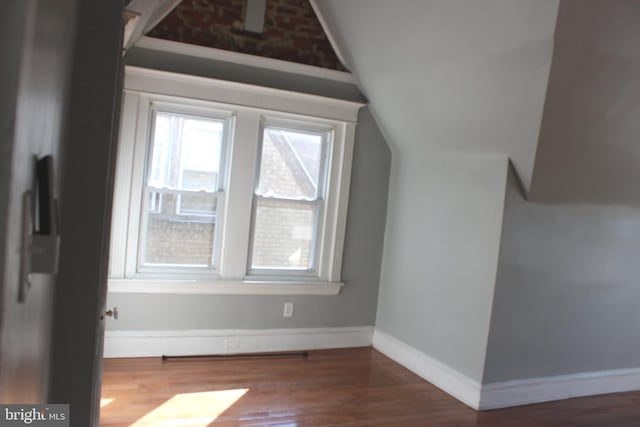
100 347 640 427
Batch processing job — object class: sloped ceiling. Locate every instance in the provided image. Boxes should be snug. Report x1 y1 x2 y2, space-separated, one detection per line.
529 0 640 204
312 0 559 192
130 1 640 205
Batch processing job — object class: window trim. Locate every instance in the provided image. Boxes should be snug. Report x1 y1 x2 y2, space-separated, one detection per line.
108 66 364 295
108 278 343 296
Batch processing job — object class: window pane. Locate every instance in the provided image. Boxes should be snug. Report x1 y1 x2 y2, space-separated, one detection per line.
148 112 224 191
256 127 323 200
251 198 316 270
140 111 225 269
142 192 218 267
178 191 217 217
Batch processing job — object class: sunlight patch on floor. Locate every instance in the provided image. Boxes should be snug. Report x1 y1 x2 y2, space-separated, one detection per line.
130 389 249 427
100 398 115 408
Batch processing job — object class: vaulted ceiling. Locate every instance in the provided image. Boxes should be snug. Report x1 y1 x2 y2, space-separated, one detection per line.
312 0 640 205
127 0 640 204
528 0 640 204
312 0 559 193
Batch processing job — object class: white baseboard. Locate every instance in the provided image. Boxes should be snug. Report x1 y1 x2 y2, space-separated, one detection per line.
104 326 374 358
372 328 640 411
480 367 640 410
372 329 482 409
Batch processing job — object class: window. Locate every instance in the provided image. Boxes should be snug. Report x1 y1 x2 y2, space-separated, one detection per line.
109 67 363 295
249 124 329 275
139 109 229 271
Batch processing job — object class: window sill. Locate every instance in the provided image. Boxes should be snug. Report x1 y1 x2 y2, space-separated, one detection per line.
107 279 343 296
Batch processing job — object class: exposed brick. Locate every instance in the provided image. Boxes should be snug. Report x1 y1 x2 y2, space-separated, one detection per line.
147 0 346 71
276 6 297 15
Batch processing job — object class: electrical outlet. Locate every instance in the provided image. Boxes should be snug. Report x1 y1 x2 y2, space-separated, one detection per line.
283 302 294 318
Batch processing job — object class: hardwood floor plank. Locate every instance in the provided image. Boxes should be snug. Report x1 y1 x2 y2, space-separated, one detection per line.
100 347 640 426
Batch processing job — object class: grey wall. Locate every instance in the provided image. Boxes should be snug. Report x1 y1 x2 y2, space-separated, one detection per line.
485 0 640 384
484 166 640 383
106 51 390 331
314 0 640 388
530 0 640 204
376 152 508 382
0 0 76 403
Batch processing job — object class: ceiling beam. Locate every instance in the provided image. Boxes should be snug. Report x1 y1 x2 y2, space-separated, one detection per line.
123 0 181 50
308 0 349 71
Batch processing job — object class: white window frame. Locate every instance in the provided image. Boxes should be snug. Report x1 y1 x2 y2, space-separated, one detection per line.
136 104 232 274
247 118 332 279
108 66 363 295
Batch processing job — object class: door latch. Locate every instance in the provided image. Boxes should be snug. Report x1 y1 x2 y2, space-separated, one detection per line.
104 307 118 320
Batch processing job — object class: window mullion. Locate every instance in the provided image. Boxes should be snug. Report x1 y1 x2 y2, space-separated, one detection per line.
219 109 260 279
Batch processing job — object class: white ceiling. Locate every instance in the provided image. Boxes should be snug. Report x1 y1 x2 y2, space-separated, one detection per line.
312 0 559 192
529 0 640 204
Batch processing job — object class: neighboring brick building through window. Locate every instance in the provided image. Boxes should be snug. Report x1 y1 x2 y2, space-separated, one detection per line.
250 125 328 272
